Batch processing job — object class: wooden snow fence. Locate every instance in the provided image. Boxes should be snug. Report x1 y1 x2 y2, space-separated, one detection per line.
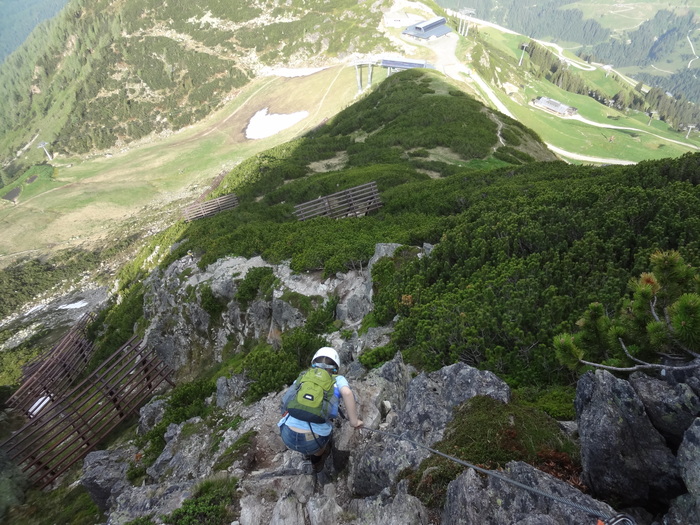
0 336 174 488
183 193 239 222
6 313 96 419
294 181 382 221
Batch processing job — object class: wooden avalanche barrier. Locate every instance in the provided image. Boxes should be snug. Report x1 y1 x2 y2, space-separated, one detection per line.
6 313 96 419
0 336 174 488
183 193 239 222
294 181 382 221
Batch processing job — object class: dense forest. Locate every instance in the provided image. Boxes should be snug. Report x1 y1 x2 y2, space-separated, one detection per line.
636 69 700 110
587 11 696 68
440 0 610 44
39 70 697 398
0 0 68 63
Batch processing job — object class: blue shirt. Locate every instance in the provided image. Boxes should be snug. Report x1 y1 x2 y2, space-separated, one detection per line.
278 375 349 436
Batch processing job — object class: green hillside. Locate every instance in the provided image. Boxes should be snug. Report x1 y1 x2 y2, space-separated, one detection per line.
65 69 700 396
0 0 396 183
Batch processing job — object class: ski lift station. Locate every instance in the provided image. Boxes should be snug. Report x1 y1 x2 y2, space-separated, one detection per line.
402 16 452 40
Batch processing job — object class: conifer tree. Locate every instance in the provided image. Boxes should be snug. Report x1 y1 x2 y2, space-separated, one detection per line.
554 250 700 373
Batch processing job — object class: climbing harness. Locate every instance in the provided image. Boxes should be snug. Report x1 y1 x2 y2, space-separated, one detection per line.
359 427 636 525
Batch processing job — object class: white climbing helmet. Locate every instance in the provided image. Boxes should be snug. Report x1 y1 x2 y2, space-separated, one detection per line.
312 346 340 370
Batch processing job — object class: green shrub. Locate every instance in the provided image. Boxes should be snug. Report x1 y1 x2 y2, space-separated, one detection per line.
87 282 145 371
163 477 239 525
280 327 329 370
242 343 299 402
200 284 228 323
125 518 156 525
513 386 577 420
359 344 396 368
305 296 338 334
6 484 104 525
138 379 217 468
235 267 275 307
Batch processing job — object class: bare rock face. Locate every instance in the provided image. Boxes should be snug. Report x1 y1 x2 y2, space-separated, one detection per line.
350 362 510 497
81 445 136 512
629 372 700 448
442 461 615 525
107 481 196 525
141 251 380 377
137 398 167 436
146 417 214 482
664 418 700 525
216 374 252 409
575 370 684 508
347 480 429 525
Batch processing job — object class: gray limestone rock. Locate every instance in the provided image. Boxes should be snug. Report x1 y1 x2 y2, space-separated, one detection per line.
350 362 510 497
629 372 700 447
674 418 700 515
137 398 167 436
81 445 136 512
146 417 213 482
347 480 429 525
107 481 195 525
575 370 684 507
216 374 252 408
442 462 615 525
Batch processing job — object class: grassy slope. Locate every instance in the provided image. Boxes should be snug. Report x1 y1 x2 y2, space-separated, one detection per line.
0 65 362 262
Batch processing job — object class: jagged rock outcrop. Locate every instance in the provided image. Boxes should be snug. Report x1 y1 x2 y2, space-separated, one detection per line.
575 370 685 508
629 372 700 448
82 445 137 512
349 361 511 497
216 374 253 409
147 417 215 481
442 461 615 525
664 418 700 525
107 481 196 525
141 244 394 376
137 398 167 436
71 247 700 525
347 480 429 524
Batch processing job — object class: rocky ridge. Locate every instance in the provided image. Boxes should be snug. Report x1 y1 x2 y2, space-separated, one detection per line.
71 244 700 525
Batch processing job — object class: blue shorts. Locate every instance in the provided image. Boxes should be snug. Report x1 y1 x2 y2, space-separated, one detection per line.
280 424 331 455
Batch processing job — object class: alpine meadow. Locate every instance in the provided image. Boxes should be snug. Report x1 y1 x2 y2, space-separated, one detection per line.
1 1 700 524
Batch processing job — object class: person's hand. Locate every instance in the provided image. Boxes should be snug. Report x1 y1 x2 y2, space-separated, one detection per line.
352 419 364 429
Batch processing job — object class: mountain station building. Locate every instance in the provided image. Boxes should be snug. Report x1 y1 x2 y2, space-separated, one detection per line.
402 17 452 40
533 96 578 116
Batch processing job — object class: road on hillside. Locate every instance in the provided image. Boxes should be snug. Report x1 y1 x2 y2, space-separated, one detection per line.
419 11 699 164
410 21 631 164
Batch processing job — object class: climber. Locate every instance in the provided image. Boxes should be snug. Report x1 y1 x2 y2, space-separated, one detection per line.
278 346 363 472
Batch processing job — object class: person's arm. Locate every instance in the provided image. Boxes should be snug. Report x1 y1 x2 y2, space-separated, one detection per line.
340 385 363 428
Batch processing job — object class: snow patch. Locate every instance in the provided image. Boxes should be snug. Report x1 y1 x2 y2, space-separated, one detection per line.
245 108 309 139
58 300 89 310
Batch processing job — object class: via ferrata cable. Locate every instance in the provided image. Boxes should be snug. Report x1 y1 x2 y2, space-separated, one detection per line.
359 426 636 525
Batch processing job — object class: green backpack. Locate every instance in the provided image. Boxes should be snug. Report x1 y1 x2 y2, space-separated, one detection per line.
282 367 339 424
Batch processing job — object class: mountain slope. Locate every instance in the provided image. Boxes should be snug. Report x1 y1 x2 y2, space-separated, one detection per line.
0 0 397 178
437 0 700 104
